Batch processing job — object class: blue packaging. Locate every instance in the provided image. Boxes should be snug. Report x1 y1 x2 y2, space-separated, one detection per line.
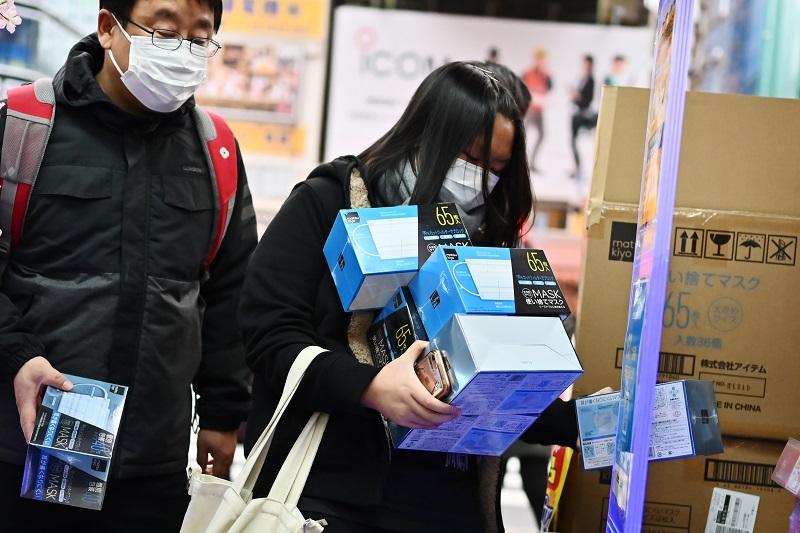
323 204 471 311
408 246 570 338
388 314 583 455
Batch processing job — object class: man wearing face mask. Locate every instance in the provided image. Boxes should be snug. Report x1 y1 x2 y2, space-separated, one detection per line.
0 1 257 531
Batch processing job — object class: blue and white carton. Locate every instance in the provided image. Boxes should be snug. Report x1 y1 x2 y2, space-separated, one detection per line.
575 380 723 470
21 374 128 510
323 204 471 312
389 314 583 455
408 246 570 338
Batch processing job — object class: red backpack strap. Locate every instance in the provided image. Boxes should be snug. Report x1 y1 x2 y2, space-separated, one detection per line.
0 79 56 266
193 107 238 273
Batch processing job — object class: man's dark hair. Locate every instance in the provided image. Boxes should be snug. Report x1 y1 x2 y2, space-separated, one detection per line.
584 55 594 66
99 0 223 32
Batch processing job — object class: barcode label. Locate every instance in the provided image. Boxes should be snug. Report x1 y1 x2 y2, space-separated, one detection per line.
714 526 746 533
614 348 695 376
731 498 741 526
658 351 696 375
705 459 777 487
705 488 759 533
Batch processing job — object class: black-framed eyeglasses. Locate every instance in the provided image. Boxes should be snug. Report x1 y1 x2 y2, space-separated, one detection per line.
125 19 221 58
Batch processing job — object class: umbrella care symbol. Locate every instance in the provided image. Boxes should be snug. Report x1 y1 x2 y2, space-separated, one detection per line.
740 238 761 260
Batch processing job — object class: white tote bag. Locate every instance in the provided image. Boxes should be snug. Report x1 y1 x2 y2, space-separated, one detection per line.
180 346 329 533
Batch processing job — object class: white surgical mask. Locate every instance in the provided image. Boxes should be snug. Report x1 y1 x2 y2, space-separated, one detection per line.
439 159 500 212
109 15 208 113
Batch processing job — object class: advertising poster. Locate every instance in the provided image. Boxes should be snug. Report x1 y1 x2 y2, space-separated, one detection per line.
194 0 330 233
325 6 653 206
605 1 695 532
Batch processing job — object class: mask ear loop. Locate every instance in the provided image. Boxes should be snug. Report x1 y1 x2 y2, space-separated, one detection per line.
451 261 481 297
71 383 108 399
348 224 380 257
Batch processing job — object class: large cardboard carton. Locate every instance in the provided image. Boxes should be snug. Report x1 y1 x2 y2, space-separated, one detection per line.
575 86 800 440
557 437 797 533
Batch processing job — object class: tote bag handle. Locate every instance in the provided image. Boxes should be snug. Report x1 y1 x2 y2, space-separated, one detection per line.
233 346 327 500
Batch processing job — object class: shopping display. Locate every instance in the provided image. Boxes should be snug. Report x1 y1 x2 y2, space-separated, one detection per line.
575 86 800 441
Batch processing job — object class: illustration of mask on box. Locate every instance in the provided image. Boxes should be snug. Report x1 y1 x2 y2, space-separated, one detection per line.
408 246 570 338
21 375 127 510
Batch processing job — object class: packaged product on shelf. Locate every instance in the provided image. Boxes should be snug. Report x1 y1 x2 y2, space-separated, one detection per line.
575 379 723 470
772 437 800 497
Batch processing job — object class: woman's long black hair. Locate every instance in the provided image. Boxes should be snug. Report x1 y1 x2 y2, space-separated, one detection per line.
359 61 534 247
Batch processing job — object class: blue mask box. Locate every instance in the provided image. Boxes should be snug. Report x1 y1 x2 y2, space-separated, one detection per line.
367 286 428 368
21 374 128 510
388 314 583 456
407 246 570 339
575 379 723 470
323 204 471 312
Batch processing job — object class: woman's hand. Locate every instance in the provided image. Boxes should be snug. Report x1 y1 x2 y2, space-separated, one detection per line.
361 340 461 429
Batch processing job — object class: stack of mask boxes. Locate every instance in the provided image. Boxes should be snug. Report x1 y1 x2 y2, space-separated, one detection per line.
324 204 583 455
556 87 800 533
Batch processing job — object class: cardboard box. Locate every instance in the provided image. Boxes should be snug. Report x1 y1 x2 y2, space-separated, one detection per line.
21 374 127 509
557 437 797 533
772 438 800 497
575 86 800 440
576 380 723 470
408 246 570 338
388 314 582 455
323 203 471 311
367 286 428 367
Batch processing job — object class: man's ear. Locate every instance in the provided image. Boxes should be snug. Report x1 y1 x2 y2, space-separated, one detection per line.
97 9 116 49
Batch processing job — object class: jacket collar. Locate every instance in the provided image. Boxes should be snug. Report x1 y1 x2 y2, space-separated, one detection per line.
54 33 195 133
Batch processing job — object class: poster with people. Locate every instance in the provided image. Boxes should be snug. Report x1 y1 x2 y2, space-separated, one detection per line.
325 6 653 207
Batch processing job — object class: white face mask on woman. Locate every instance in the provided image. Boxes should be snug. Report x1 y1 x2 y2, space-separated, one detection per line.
439 158 500 212
108 15 208 113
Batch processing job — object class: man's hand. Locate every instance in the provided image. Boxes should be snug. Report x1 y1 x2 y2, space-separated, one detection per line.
197 429 237 477
14 356 73 443
361 340 461 430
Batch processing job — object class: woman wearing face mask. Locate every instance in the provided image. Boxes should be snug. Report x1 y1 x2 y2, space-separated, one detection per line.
239 61 579 533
